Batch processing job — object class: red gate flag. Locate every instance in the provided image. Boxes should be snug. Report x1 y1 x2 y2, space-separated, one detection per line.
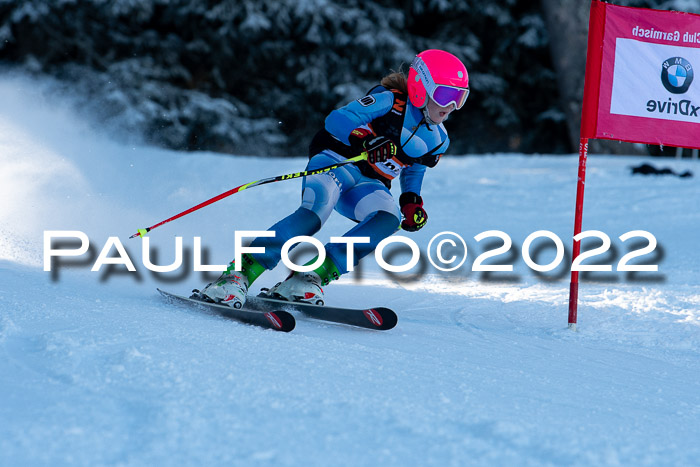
569 2 699 331
582 1 700 149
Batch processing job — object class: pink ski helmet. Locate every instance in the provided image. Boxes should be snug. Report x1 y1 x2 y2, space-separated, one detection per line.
408 49 469 110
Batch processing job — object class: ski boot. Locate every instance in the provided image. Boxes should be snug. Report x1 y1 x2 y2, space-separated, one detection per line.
267 256 340 305
200 254 265 308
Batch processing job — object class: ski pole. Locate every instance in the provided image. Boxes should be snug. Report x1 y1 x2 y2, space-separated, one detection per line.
129 152 369 238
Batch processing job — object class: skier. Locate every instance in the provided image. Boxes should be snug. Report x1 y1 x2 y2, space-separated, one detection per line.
201 49 470 308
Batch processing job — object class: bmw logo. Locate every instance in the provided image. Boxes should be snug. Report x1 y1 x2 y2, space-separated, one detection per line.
661 57 694 94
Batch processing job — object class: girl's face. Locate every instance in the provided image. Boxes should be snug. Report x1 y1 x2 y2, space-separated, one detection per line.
426 98 456 124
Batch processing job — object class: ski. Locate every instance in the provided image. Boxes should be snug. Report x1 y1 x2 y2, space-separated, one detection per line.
244 294 398 331
157 289 296 332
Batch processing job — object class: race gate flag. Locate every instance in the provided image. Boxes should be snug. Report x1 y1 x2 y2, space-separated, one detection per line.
581 0 700 148
568 1 699 331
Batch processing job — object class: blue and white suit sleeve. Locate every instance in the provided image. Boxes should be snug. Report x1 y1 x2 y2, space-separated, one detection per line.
399 164 426 195
324 92 395 144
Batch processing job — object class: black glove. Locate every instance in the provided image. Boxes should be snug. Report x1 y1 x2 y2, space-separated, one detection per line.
349 128 397 164
399 192 428 232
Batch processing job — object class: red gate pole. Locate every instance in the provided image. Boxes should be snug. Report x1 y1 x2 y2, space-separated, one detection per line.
568 138 589 331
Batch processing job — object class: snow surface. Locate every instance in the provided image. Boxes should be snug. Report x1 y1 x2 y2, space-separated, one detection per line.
1 76 700 466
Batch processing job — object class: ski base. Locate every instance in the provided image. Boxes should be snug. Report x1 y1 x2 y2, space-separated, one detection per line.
245 294 397 331
157 289 295 332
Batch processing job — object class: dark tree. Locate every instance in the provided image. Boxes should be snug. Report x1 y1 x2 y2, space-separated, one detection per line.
0 0 694 157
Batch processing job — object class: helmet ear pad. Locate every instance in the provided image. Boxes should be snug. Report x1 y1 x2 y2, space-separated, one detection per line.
407 67 428 108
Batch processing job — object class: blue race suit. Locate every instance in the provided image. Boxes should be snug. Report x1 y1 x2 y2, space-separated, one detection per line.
250 86 451 275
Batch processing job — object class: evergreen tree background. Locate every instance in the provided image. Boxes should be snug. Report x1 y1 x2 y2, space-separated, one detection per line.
0 0 696 157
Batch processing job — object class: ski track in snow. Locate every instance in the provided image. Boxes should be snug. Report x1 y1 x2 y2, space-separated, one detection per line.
1 76 700 466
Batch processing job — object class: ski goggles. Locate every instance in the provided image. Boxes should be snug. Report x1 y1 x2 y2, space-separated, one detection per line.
430 85 470 110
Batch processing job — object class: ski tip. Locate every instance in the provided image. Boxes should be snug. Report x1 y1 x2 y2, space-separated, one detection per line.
363 307 398 330
157 288 296 332
265 310 296 332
